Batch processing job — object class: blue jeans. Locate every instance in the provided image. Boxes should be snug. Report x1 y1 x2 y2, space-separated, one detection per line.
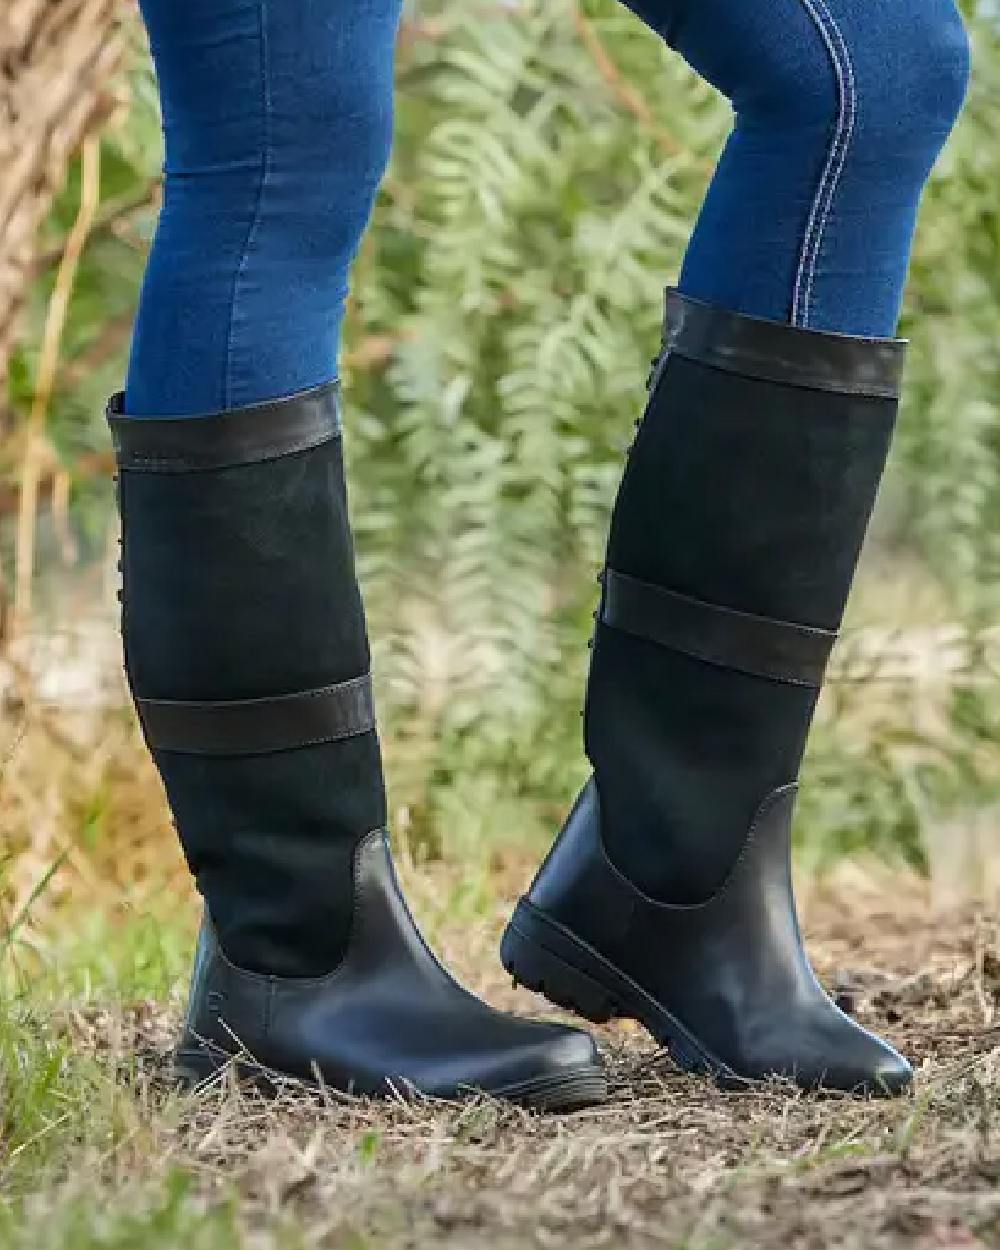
126 0 969 417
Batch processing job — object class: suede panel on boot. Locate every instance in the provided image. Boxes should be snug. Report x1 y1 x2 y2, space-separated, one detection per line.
119 433 386 977
586 353 896 905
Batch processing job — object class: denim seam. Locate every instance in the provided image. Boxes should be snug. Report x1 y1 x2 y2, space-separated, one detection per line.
801 0 857 327
790 0 856 329
224 0 272 410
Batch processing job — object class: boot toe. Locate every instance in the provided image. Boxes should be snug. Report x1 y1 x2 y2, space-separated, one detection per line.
868 1046 913 1097
532 1019 604 1078
801 1016 914 1096
821 1000 914 1096
486 1019 606 1110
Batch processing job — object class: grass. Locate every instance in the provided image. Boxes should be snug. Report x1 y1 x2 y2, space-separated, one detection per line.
0 591 998 1249
1 843 998 1250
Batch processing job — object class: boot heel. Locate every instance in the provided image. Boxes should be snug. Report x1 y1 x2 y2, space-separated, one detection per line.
501 913 621 1025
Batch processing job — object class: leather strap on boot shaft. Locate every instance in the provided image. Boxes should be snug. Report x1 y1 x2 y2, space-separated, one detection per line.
106 381 342 471
137 671 377 755
600 567 836 687
655 289 907 399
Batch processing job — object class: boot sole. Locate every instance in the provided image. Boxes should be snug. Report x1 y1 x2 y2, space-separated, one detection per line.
173 1044 607 1113
501 899 751 1089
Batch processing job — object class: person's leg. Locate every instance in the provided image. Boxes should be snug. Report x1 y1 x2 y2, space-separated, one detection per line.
627 0 970 337
503 0 969 1092
126 0 399 415
113 0 604 1108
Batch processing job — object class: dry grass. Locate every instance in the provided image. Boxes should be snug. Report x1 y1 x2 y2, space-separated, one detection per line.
1 679 998 1248
8 863 992 1250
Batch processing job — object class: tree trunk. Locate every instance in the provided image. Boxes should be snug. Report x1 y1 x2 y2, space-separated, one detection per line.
0 0 123 400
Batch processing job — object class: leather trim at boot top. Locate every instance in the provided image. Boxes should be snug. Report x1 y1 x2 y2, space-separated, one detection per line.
107 380 342 471
660 289 907 399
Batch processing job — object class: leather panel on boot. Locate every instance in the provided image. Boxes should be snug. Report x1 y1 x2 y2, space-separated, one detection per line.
178 830 606 1107
513 777 911 1093
659 288 907 399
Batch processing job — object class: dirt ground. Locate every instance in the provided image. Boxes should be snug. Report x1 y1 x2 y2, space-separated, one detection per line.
53 863 999 1250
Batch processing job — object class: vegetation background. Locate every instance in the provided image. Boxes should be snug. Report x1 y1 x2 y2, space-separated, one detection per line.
5 0 1000 880
0 1 998 1247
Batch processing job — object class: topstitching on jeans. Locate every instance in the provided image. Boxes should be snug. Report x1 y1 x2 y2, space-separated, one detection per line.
790 0 857 329
224 0 273 410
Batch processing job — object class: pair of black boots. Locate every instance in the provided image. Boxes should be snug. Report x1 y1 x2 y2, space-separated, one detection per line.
110 292 911 1109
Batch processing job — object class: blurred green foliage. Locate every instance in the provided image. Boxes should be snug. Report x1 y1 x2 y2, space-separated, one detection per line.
5 0 999 869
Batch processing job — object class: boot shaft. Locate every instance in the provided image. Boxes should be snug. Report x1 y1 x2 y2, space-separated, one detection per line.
586 292 906 903
109 384 387 976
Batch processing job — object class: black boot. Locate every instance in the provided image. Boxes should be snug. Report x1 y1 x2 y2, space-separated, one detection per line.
110 383 604 1109
501 292 913 1095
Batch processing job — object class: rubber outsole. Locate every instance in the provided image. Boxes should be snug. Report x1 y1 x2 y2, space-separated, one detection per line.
173 1045 607 1113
